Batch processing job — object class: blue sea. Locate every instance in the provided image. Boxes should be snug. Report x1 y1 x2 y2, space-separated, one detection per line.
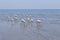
0 9 60 40
0 9 60 14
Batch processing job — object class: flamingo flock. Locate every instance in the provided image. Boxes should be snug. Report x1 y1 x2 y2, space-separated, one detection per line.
6 14 41 26
6 15 41 31
4 14 42 40
6 15 41 24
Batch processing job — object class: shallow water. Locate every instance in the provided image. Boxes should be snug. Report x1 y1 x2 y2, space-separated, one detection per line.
0 9 60 40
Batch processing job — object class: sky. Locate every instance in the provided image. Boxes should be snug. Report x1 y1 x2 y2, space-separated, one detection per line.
0 0 60 9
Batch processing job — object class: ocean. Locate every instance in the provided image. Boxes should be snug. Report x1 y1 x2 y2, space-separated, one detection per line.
0 9 60 40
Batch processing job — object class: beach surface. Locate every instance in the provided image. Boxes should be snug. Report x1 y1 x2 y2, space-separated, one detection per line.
0 13 60 40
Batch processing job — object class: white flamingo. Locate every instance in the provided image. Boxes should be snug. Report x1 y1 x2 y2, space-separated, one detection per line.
36 19 41 32
20 18 26 31
6 15 14 23
13 15 19 23
6 15 14 32
26 15 34 31
36 19 41 40
6 15 11 22
27 15 33 22
27 18 33 22
36 19 41 23
21 18 26 23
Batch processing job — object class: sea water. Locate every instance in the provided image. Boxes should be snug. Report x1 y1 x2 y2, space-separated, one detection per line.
0 9 60 40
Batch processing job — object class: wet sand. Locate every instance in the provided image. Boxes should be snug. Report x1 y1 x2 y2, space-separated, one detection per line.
0 14 60 40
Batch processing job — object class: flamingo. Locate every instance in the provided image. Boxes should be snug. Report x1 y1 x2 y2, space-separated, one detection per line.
26 15 34 31
6 15 14 32
6 15 14 24
36 19 41 23
20 18 26 31
21 18 26 23
6 15 11 22
36 19 41 32
27 15 33 22
36 19 41 40
13 15 19 23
